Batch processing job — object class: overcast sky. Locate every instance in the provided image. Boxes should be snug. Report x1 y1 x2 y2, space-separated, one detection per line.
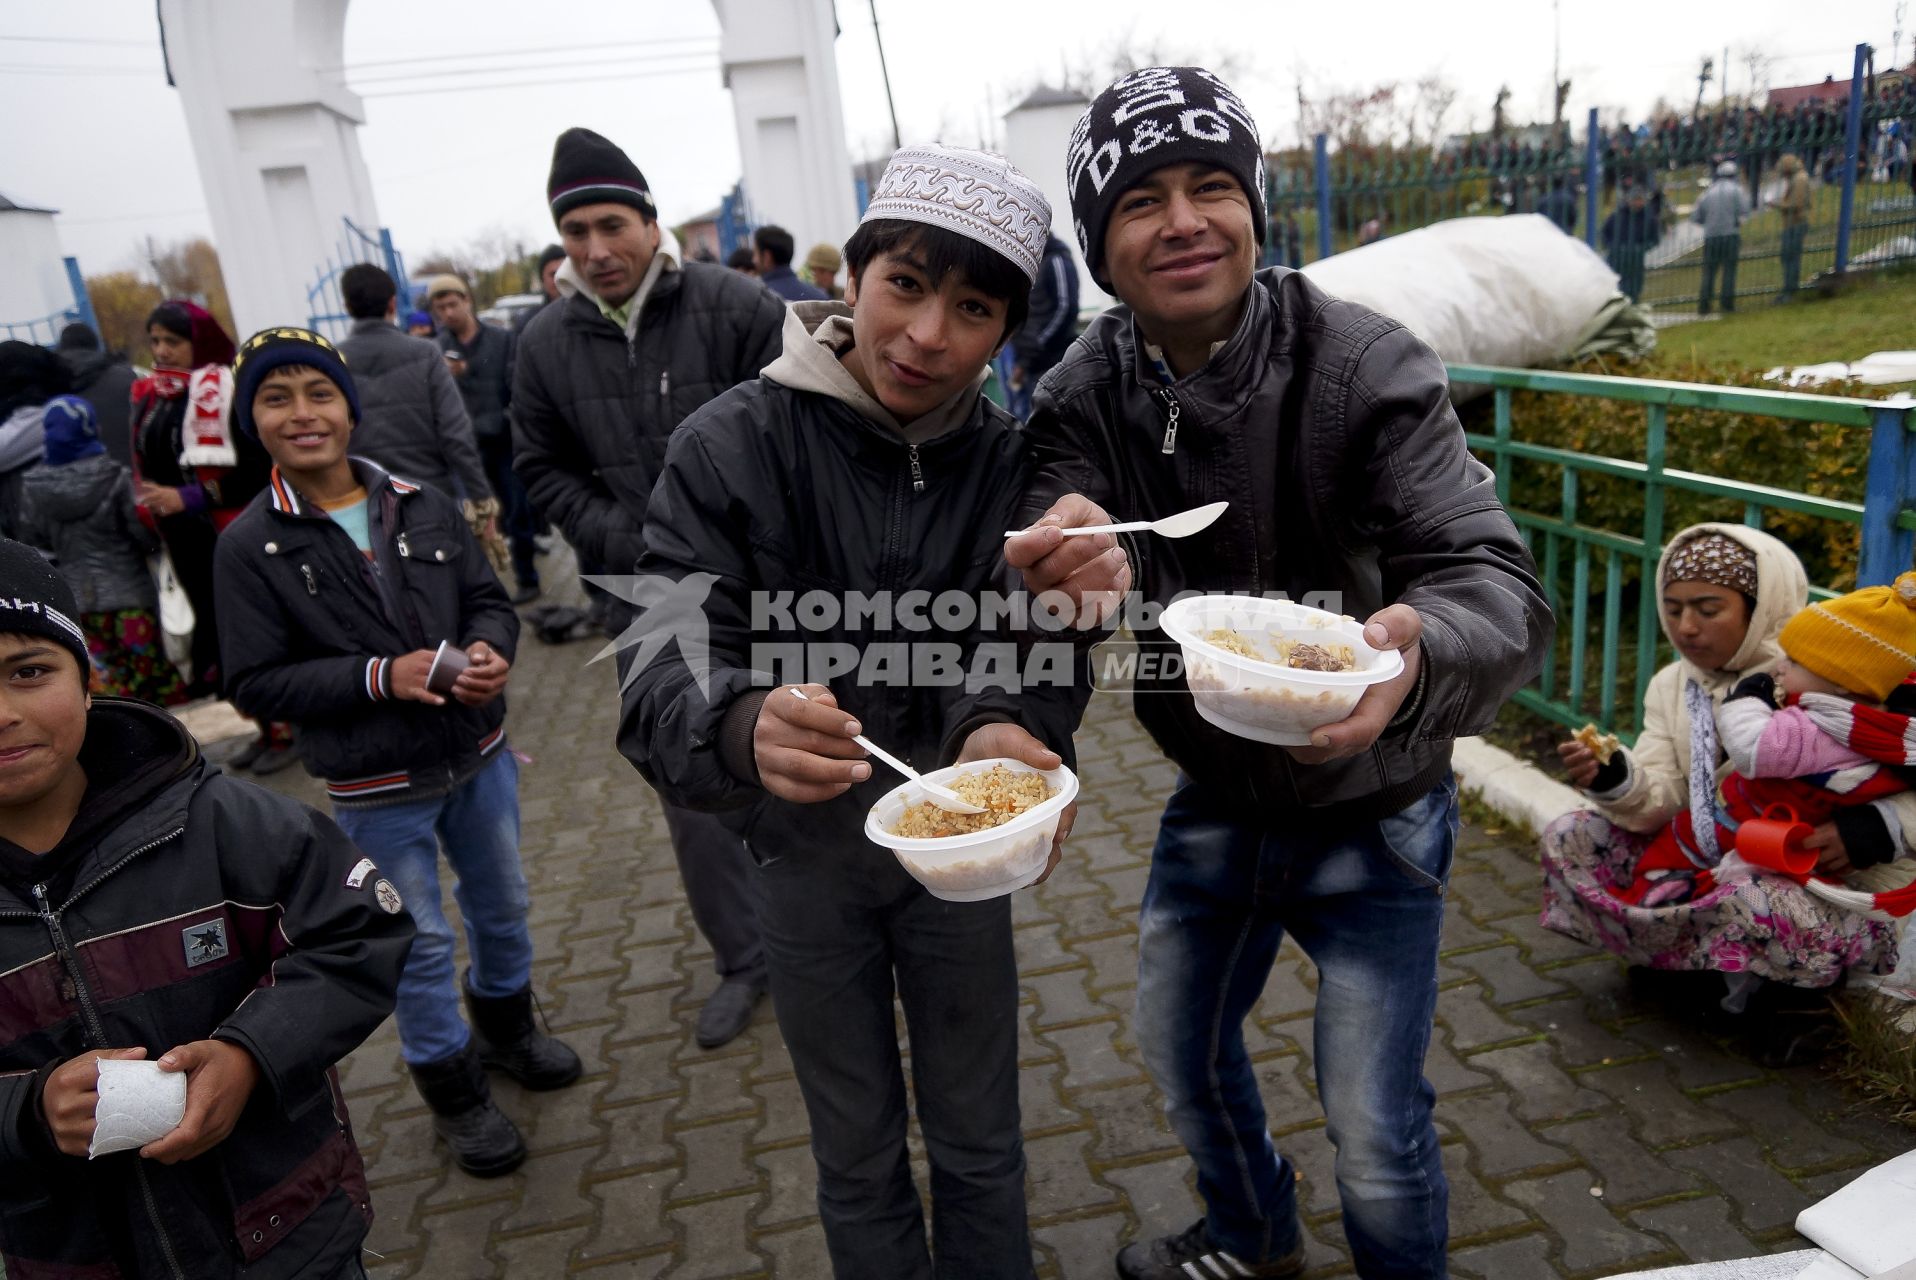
0 0 1899 276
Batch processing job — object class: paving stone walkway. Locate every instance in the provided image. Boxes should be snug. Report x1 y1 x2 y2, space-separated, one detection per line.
243 576 1909 1279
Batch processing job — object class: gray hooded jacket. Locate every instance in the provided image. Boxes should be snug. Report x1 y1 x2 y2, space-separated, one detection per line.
19 452 158 612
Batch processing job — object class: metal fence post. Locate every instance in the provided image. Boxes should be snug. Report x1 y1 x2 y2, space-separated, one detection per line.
378 227 405 300
1860 404 1916 586
1835 42 1869 274
1584 108 1600 249
1313 133 1333 261
62 257 95 334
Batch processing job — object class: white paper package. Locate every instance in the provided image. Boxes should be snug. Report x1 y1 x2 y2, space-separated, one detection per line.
89 1058 186 1159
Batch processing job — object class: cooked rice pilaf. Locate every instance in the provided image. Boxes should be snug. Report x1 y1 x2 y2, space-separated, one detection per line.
1199 627 1355 671
892 765 1055 838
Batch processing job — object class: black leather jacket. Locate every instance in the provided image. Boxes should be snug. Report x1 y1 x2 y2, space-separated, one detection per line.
1022 267 1552 825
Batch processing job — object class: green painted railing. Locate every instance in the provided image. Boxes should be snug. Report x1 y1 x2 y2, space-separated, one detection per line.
1452 363 1916 739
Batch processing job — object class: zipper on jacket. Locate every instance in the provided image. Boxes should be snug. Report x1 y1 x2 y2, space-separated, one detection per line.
1154 389 1181 455
132 1162 188 1280
907 444 924 493
396 532 411 559
33 836 190 1280
659 370 671 410
300 564 318 596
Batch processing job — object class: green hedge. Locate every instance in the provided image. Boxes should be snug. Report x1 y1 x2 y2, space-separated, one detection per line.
1460 359 1871 595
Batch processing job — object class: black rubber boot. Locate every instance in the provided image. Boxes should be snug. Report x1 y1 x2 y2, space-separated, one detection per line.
408 1043 527 1178
464 977 583 1091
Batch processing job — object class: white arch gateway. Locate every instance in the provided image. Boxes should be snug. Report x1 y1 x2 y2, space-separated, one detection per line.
161 0 857 337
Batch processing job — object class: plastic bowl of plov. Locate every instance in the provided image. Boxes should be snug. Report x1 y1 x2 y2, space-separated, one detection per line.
1158 594 1404 746
864 757 1080 902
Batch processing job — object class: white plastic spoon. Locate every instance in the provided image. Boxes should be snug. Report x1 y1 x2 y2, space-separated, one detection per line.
1004 500 1229 540
789 688 985 814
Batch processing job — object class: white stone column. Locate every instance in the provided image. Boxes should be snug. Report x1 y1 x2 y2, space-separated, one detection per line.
158 0 382 337
711 0 860 260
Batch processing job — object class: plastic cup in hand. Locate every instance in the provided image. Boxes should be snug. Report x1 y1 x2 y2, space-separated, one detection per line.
426 641 472 696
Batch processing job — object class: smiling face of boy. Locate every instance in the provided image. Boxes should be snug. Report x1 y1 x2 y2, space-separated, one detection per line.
841 246 1010 424
0 635 89 850
1100 161 1258 353
252 366 355 484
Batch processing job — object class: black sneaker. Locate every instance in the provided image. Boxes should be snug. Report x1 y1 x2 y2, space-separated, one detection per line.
1116 1219 1305 1280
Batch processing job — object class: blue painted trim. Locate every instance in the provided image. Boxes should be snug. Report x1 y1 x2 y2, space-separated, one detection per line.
1835 42 1869 273
1313 134 1332 261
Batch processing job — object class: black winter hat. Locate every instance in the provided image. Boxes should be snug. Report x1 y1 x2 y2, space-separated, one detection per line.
547 128 657 225
0 537 89 680
232 326 360 439
1066 67 1269 284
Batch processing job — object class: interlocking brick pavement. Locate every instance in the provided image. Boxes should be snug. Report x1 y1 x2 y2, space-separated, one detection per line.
236 568 1909 1278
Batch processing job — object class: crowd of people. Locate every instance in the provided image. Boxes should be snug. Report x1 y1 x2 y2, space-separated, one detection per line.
0 57 1909 1280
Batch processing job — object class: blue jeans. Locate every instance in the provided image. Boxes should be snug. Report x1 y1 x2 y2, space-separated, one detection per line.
1135 775 1456 1279
750 842 1030 1280
334 752 533 1065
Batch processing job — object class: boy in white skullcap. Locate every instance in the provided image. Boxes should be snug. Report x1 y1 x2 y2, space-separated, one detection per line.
618 145 1083 1277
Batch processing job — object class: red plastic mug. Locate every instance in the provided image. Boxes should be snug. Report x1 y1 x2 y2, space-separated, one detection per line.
1734 804 1817 876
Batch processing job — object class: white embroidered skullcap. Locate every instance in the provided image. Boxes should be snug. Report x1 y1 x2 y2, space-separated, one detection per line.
860 144 1053 283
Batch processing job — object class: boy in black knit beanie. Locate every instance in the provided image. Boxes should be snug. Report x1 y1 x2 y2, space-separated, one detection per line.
0 534 411 1279
1010 66 1550 1280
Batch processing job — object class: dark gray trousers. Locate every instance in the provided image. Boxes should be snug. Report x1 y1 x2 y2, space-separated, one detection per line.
661 800 765 982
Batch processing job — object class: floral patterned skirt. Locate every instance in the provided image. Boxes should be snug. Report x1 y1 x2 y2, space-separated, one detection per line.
1539 808 1900 988
84 609 188 705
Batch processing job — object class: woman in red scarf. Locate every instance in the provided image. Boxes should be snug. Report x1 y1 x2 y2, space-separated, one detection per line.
130 301 286 762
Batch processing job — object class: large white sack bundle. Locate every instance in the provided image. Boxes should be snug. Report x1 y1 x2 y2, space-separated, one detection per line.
1300 214 1620 370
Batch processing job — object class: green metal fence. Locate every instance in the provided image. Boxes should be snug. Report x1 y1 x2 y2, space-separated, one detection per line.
1452 363 1916 740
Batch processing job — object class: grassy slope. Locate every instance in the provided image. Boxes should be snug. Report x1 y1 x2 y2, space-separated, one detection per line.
1632 266 1916 379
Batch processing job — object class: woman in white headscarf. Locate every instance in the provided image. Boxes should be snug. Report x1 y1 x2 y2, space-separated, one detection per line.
1541 523 1913 993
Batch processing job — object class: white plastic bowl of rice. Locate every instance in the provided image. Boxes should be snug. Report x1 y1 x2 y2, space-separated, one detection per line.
864 758 1080 902
1158 595 1404 745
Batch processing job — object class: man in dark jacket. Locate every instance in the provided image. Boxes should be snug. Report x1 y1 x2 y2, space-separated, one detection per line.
1008 68 1551 1280
619 143 1078 1278
752 223 828 302
214 328 580 1180
1601 186 1662 301
513 126 784 1047
1537 175 1579 234
0 536 412 1280
55 323 136 466
1008 231 1080 417
514 243 567 336
335 264 492 509
431 275 539 602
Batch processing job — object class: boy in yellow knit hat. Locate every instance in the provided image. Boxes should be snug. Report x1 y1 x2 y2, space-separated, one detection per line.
1612 572 1916 909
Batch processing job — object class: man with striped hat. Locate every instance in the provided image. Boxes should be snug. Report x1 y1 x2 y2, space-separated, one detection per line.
214 326 581 1179
512 127 787 1048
